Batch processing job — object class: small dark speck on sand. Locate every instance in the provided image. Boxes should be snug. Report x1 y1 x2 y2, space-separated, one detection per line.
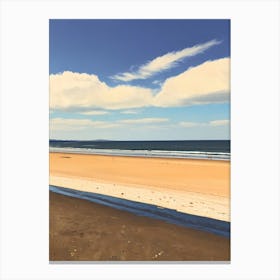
61 156 71 159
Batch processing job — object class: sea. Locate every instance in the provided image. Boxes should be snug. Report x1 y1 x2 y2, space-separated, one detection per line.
49 139 230 160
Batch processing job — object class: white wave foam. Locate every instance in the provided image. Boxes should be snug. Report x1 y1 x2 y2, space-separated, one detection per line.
49 147 230 160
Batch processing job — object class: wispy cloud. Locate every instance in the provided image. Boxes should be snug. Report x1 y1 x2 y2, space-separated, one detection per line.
152 80 162 85
120 110 139 114
180 119 230 127
179 122 199 127
111 39 221 82
119 118 169 124
50 117 170 132
209 119 230 126
79 110 109 116
50 118 121 131
50 117 229 137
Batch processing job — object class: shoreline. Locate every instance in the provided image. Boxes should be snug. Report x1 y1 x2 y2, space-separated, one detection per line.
49 149 230 161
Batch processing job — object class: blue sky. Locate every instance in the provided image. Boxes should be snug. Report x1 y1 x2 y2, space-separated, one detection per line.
49 19 230 140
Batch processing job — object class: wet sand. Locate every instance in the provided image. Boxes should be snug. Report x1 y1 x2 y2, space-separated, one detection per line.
49 192 230 261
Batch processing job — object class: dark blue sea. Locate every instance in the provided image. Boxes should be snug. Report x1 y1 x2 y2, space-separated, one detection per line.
49 140 230 160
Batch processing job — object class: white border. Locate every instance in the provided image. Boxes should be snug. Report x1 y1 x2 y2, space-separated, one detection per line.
0 0 279 279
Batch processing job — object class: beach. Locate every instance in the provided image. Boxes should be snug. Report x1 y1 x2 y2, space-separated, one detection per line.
50 152 230 221
49 152 230 261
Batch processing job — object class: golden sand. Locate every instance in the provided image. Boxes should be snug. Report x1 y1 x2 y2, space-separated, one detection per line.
49 152 230 221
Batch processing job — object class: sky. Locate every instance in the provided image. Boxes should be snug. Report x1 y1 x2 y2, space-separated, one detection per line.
49 19 230 140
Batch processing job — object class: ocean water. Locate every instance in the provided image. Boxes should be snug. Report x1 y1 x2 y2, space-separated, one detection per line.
50 140 230 160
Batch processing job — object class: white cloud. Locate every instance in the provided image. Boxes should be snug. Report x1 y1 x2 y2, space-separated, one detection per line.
50 118 92 131
50 117 169 132
49 117 229 140
50 118 121 131
179 121 200 127
179 119 230 127
152 80 162 85
154 57 230 107
50 71 153 111
209 119 230 126
79 110 109 116
120 110 139 114
50 57 230 112
119 118 169 124
111 40 221 81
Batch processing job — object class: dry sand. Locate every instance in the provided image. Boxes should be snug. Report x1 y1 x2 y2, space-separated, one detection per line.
49 191 230 261
49 153 230 221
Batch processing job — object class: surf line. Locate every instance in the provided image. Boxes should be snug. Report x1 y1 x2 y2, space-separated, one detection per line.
49 185 230 238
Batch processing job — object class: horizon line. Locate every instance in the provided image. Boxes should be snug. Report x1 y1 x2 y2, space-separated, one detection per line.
49 139 230 141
